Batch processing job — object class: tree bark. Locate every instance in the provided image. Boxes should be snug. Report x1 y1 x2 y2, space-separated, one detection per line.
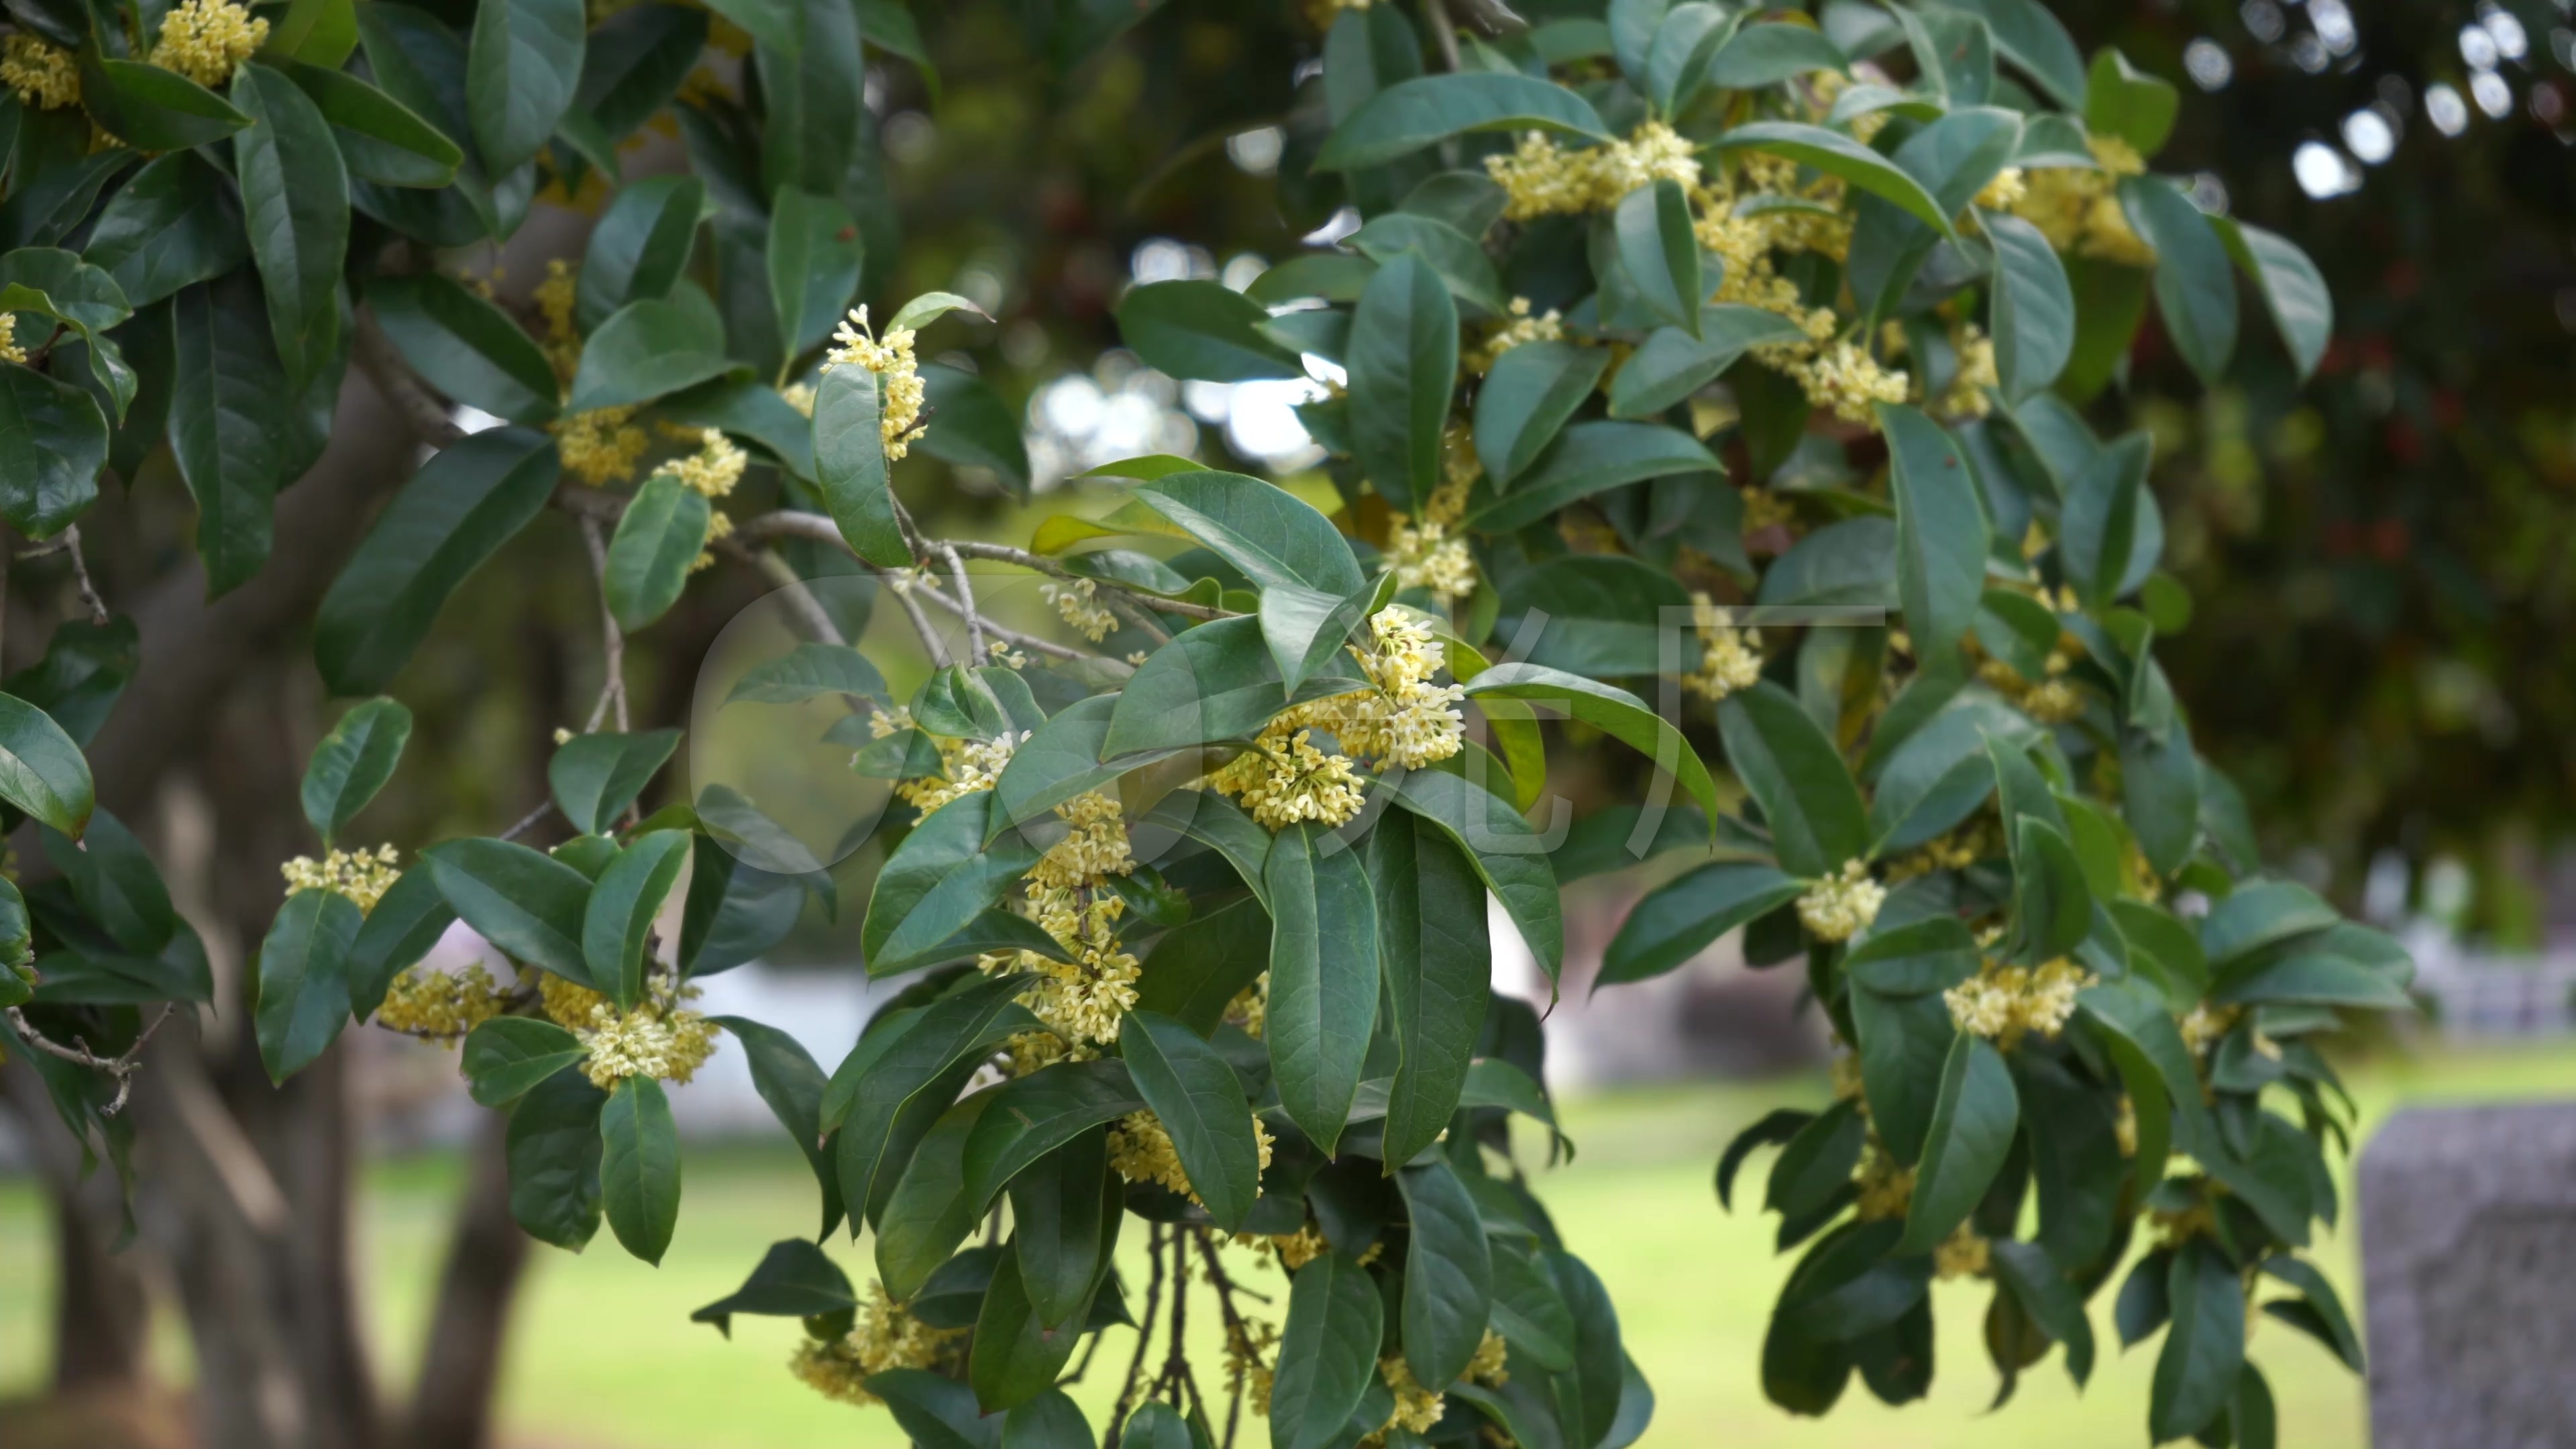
0 1060 153 1393
398 1114 531 1449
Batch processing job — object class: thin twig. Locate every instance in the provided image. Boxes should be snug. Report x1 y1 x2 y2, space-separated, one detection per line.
716 539 849 649
887 572 951 669
1109 1224 1169 1448
354 309 466 447
945 539 1232 620
577 518 629 732
904 576 1096 665
936 541 987 663
60 526 107 626
1193 1230 1260 1449
6 1002 174 1116
498 800 555 842
1424 0 1464 70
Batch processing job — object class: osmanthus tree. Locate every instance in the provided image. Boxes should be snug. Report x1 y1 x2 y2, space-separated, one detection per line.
0 5 2416 1449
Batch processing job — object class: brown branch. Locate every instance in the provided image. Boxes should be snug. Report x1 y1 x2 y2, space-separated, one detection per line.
353 309 465 447
5 1003 174 1116
1108 1223 1169 1448
61 525 107 625
576 517 630 733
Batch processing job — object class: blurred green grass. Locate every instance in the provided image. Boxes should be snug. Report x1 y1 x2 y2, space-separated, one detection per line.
7 1040 2575 1446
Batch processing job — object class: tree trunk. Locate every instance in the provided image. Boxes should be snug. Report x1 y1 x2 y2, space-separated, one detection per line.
398 1115 531 1449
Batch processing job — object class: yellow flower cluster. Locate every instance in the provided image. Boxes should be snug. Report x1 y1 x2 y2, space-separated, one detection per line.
1796 860 1884 943
547 974 720 1089
374 963 504 1041
1351 609 1467 767
555 407 653 484
1212 729 1368 831
822 307 927 462
0 315 22 366
1232 1315 1282 1415
1933 1223 1991 1280
1 36 76 110
1739 485 1798 533
1211 608 1465 829
1485 121 1702 221
2177 1002 2239 1056
1935 323 2000 419
877 709 1026 814
779 381 817 417
1224 972 1269 1039
1979 649 2086 725
1107 1108 1276 1203
788 1282 961 1407
1882 818 2002 883
1373 1357 1444 1439
150 0 267 89
692 508 735 573
1386 435 1479 604
535 259 582 377
2008 138 2155 267
1852 1138 1914 1221
280 845 404 913
1972 166 2029 213
1467 1328 1511 1386
1250 1222 1332 1272
981 791 1148 1049
1943 957 2096 1050
1463 296 1567 374
1042 578 1119 641
655 427 747 498
1788 339 1911 423
1682 594 1763 702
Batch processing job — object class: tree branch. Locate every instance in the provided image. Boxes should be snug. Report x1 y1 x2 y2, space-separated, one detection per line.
352 309 464 448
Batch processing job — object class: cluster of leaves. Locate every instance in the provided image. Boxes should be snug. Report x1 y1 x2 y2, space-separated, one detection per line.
0 0 2418 1447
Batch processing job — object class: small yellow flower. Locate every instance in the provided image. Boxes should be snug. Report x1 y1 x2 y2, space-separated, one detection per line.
374 963 502 1042
1684 594 1764 702
788 1281 963 1406
1944 956 2098 1049
820 307 928 461
1042 577 1118 641
1 36 77 111
1466 1328 1511 1387
150 0 268 89
655 427 747 498
1796 860 1884 943
280 844 404 913
1933 1223 1991 1280
555 406 653 485
779 381 817 417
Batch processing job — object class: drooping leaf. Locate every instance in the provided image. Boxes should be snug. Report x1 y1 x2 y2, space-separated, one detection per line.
1348 252 1458 512
254 887 364 1081
1264 823 1379 1155
1121 1011 1260 1230
1897 1032 2019 1254
812 360 909 567
600 1074 682 1264
1269 1252 1387 1449
301 696 413 845
231 63 350 391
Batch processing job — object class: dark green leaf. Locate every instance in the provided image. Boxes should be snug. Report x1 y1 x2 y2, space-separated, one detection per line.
547 729 682 835
1474 340 1607 486
231 64 347 390
1713 122 1955 239
0 692 92 837
1386 767 1564 984
1372 815 1490 1165
1613 178 1701 335
2085 48 2178 156
286 62 460 186
254 888 363 1081
1470 422 1719 533
567 294 733 411
347 868 455 1018
0 361 105 543
1604 306 1807 419
1898 1032 2019 1254
1271 1252 1387 1449
1399 1159 1495 1387
1703 21 1847 90
1132 470 1366 596
959 1058 1145 1212
506 1069 605 1249
970 1250 1086 1412
1984 211 2074 401
581 830 690 1010
876 1089 998 1300
80 56 249 151
714 1014 843 1237
579 176 706 331
862 793 1042 976
601 1075 682 1264
1264 822 1379 1154
423 837 594 983
302 696 411 844
1006 1127 1112 1328
602 472 710 632
467 0 584 174
812 361 908 567
1600 862 1803 987
1122 1010 1260 1228
1988 1237 2094 1386
2118 176 2235 387
1717 682 1868 879
689 1238 855 1334
315 426 559 694
2214 216 2330 383
2149 1240 2244 1441
366 273 561 424
462 1016 585 1106
1116 280 1303 382
1348 252 1458 511
83 153 248 308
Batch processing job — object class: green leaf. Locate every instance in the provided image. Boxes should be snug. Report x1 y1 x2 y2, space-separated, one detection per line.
1116 279 1303 382
2119 176 2236 387
2059 431 2152 606
1703 21 1847 91
1348 252 1458 512
80 56 251 151
466 0 584 174
759 187 860 360
1847 985 1955 1169
83 154 249 308
1605 305 1807 419
1264 823 1379 1155
285 62 460 187
1385 767 1564 985
2213 217 2330 384
1602 862 1804 987
1318 72 1611 170
1006 1127 1114 1328
2257 1255 2363 1373
254 887 363 1081
37 807 172 955
1988 1238 2095 1387
959 1058 1146 1212
231 64 348 390
714 1014 843 1236
169 273 288 592
1897 1032 2019 1254
1399 1159 1495 1387
1131 471 1366 596
2085 48 2178 156
1371 815 1489 1166
1121 1011 1259 1228
366 273 561 425
1614 178 1703 335
347 868 455 1018
568 295 734 412
506 1069 605 1249
1717 682 1868 879
0 692 93 837
602 472 710 633
1939 0 2086 108
0 361 105 543
600 1075 682 1264
1130 896 1271 1038
302 696 413 843
1119 1402 1192 1449
2150 1240 2244 1441
461 1016 586 1106
315 426 559 694
875 1089 998 1300
830 975 1031 1226
689 1238 855 1335
582 830 690 1010
1983 211 2074 402
579 176 706 331
1271 1252 1387 1449
812 361 908 567
970 1250 1087 1413
575 1 705 141
862 793 1043 976
724 642 887 706
423 837 594 983
1000 1390 1091 1448
1464 663 1720 825
1472 419 1722 533
2012 818 2093 959
1713 122 1955 240
869 1368 1004 1449
1475 340 1609 485
547 729 680 835
916 363 1030 497
1349 213 1504 315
